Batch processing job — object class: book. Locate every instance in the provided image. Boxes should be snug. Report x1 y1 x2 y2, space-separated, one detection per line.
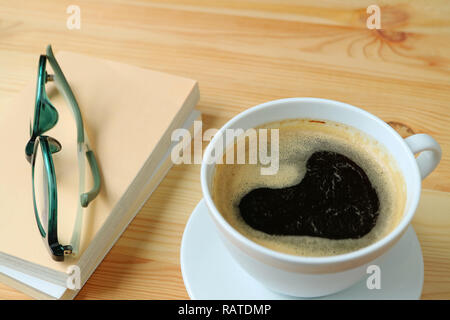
0 50 200 299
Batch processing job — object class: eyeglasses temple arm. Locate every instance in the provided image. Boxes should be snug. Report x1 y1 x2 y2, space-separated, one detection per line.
80 149 101 207
45 44 84 144
46 44 101 206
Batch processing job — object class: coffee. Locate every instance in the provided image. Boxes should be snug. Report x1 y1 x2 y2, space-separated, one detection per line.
212 119 406 257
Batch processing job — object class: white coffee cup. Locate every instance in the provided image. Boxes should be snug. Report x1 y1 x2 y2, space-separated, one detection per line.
200 98 441 297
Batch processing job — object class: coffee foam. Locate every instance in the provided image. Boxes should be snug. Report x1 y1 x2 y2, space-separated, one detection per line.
212 119 406 257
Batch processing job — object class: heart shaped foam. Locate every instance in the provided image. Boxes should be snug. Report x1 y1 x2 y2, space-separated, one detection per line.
238 151 380 239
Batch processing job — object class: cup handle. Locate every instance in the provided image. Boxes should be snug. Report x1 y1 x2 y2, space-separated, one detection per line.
404 134 442 180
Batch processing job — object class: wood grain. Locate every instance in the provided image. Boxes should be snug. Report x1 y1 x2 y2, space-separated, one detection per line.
0 0 448 299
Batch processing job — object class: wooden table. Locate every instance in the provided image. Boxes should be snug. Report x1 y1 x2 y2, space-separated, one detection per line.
0 0 449 299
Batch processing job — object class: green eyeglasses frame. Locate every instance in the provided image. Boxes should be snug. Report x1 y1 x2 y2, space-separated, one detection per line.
25 45 101 261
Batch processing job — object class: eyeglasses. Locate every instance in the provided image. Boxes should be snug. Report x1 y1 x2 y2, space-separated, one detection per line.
25 45 101 261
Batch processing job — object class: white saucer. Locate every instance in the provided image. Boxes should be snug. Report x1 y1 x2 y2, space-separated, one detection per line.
181 199 424 300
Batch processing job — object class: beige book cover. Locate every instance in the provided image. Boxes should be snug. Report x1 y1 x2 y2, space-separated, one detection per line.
0 50 199 296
